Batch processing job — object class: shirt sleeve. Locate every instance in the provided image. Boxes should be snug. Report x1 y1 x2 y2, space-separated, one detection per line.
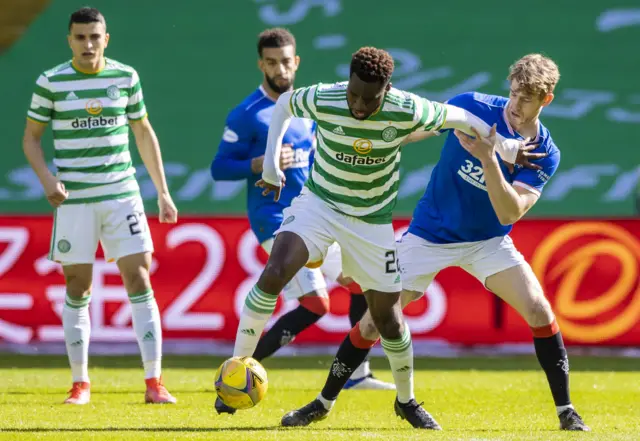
439 92 477 133
513 149 560 195
210 108 256 181
262 91 294 187
126 70 147 121
27 74 54 124
289 85 319 120
440 92 519 164
413 95 447 132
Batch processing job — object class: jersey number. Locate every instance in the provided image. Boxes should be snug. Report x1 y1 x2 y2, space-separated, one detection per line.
460 160 485 183
385 250 398 274
127 213 143 236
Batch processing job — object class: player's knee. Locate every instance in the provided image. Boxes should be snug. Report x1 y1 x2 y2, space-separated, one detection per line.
368 307 402 340
358 318 380 341
128 274 151 295
117 253 152 294
120 266 151 294
259 261 290 292
64 274 91 298
524 295 554 328
377 319 403 340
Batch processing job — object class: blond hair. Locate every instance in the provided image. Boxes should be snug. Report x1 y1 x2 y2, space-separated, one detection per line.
508 54 560 98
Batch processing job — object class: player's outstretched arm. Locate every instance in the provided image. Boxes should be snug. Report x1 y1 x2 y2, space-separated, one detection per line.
130 117 177 223
441 104 523 164
23 118 69 208
257 91 294 201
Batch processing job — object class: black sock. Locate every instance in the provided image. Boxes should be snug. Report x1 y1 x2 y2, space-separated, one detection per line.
321 333 371 401
348 293 371 372
533 331 571 406
348 293 368 326
252 305 322 361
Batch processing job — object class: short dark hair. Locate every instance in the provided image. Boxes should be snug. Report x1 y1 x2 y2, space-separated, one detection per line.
350 47 394 84
68 7 106 31
257 28 296 57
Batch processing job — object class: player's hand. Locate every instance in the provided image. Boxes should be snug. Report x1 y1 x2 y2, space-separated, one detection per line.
256 175 286 202
280 144 295 170
454 124 497 163
514 141 546 171
43 177 68 208
158 192 178 223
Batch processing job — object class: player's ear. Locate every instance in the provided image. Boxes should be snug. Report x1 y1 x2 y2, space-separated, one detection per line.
293 55 301 71
104 33 110 47
257 57 265 74
385 82 392 92
542 92 554 107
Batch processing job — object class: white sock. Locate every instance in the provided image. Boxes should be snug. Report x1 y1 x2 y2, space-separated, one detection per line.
381 324 415 404
143 361 161 380
129 290 162 379
63 293 91 383
233 285 278 357
557 404 574 415
350 359 371 380
317 393 335 411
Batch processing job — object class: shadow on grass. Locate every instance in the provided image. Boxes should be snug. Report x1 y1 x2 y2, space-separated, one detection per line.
0 355 638 372
0 426 558 433
1 389 217 395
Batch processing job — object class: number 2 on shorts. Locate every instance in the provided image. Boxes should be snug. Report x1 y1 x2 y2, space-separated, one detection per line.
126 212 145 235
385 250 398 274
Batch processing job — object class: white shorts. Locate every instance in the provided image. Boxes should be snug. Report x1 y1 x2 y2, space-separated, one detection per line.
261 238 328 300
319 242 343 282
398 232 525 294
49 195 154 265
276 188 401 293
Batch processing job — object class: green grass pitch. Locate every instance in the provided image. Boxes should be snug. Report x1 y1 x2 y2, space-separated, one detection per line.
0 354 638 440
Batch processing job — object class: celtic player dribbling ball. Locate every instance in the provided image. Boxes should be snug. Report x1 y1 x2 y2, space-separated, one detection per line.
215 357 268 409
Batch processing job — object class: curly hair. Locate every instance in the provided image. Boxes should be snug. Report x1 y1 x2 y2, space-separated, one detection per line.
257 28 296 57
508 54 560 98
350 47 394 84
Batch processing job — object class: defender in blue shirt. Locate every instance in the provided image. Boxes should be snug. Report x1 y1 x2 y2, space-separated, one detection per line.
396 55 588 431
212 85 315 244
409 90 559 243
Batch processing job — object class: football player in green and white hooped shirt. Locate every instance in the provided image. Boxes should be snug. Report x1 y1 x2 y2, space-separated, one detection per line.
231 47 529 428
22 7 177 405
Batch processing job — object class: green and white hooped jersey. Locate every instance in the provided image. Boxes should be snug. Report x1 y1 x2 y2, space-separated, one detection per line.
289 82 447 224
27 58 147 204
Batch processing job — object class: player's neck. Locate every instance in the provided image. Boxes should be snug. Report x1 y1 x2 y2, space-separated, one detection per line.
72 57 106 74
512 118 539 139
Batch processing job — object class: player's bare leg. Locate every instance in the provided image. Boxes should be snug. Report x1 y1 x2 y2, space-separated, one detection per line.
282 290 440 429
117 252 175 404
232 231 309 357
485 263 589 431
61 264 93 404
